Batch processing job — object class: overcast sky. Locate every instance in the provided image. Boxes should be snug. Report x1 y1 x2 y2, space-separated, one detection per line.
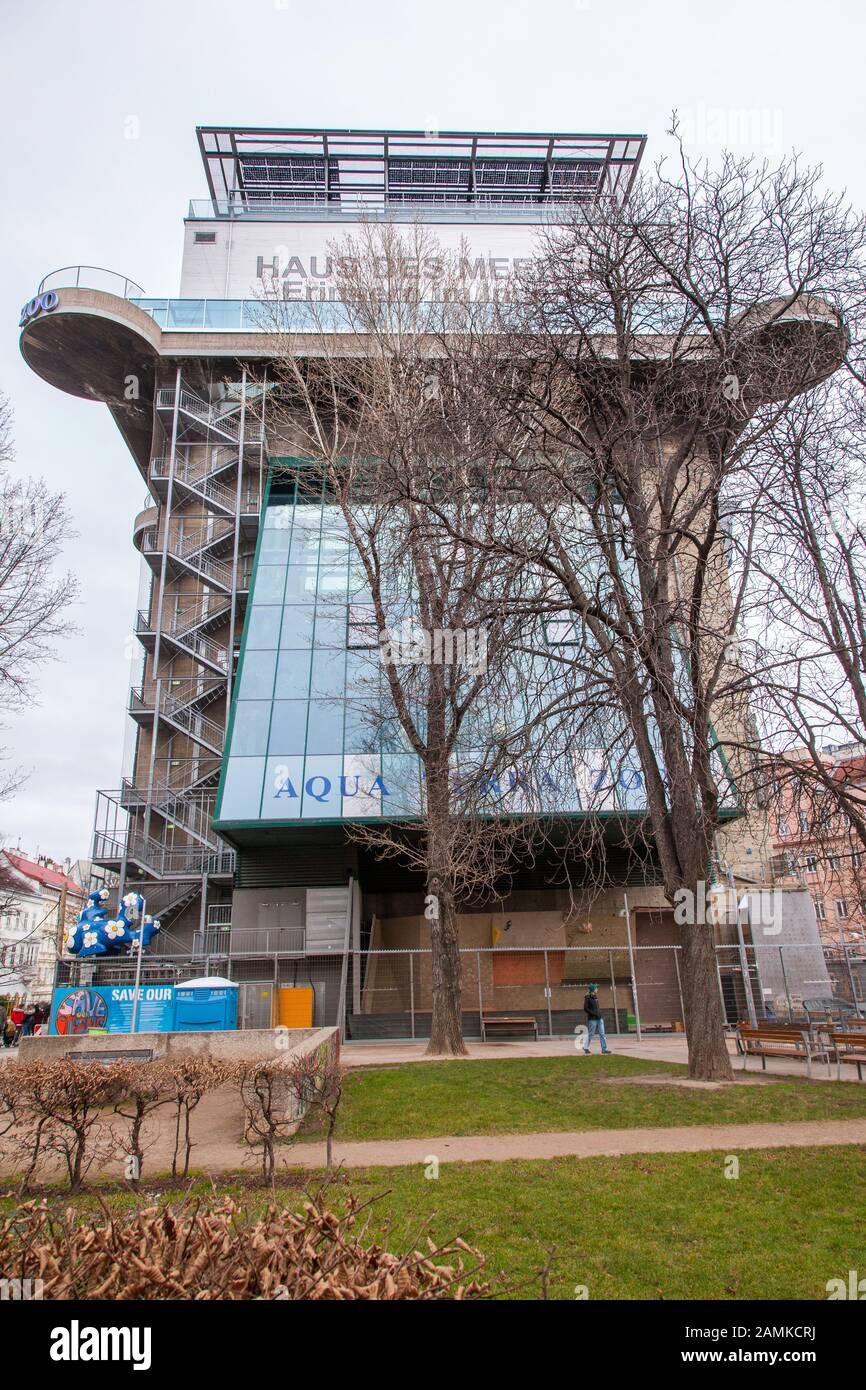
0 0 863 862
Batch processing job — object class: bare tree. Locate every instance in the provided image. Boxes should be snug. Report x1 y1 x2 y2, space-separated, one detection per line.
0 389 77 802
163 1057 227 1181
111 1061 174 1187
457 133 862 1079
736 378 866 826
261 224 540 1055
720 368 866 981
235 1049 344 1180
16 1058 119 1191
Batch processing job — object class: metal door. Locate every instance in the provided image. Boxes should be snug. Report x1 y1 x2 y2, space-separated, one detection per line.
237 981 274 1029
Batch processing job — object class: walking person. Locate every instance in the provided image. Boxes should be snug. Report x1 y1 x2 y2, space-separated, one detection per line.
583 983 611 1055
9 1004 25 1046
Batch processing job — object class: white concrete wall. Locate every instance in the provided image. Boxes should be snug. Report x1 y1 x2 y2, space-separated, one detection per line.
179 218 548 299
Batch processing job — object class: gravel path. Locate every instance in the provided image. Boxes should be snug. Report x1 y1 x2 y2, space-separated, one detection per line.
3 1094 865 1182
282 1117 866 1169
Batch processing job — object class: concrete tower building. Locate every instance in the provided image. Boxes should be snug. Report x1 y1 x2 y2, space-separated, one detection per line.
21 126 838 1035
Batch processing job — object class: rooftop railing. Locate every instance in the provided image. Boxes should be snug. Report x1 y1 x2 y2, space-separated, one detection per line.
133 298 352 332
186 197 605 224
37 265 146 299
131 298 488 333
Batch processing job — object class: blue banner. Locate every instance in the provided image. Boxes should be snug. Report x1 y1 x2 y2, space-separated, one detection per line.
50 983 176 1036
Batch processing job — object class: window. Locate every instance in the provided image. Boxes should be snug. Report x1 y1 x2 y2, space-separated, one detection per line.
492 950 566 986
544 613 578 647
804 854 818 875
835 899 848 920
231 701 272 756
813 897 826 921
799 812 810 834
347 603 378 649
828 853 841 872
194 231 217 243
777 816 790 838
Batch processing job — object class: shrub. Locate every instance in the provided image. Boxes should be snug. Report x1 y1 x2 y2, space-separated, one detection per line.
109 1061 175 1186
9 1060 121 1192
234 1048 344 1181
161 1057 228 1180
0 1195 490 1299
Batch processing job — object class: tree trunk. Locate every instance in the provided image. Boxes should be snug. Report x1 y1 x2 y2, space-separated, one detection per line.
182 1100 195 1178
130 1109 143 1185
426 885 468 1057
171 1101 182 1180
70 1132 84 1192
325 1110 337 1174
680 920 734 1081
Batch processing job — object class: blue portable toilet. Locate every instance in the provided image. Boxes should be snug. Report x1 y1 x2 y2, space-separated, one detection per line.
173 976 239 1032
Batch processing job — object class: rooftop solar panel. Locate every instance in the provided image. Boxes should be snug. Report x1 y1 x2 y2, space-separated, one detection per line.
196 128 646 213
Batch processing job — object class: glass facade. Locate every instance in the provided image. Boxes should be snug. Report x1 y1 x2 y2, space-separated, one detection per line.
215 469 737 829
216 471 418 824
216 467 656 834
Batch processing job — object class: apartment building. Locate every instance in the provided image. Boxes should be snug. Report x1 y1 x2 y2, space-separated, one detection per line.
0 852 86 1001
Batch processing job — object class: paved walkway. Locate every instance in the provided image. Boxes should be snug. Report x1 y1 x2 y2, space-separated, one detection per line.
341 1035 851 1081
284 1116 866 1169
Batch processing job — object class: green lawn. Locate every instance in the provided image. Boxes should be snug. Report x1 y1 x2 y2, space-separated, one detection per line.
333 1145 866 1298
5 1146 861 1299
315 1055 866 1140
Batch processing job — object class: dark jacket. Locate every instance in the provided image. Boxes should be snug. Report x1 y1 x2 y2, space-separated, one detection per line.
584 992 601 1020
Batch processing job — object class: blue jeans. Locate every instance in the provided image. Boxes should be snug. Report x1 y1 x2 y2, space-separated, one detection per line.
584 1017 609 1053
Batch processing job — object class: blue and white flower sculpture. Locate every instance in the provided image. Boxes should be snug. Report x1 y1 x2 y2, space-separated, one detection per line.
65 889 162 959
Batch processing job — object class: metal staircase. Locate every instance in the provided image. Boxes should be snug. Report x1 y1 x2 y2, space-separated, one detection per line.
136 607 230 674
156 385 244 442
119 778 219 850
85 370 270 978
160 677 227 755
151 454 260 518
91 371 264 952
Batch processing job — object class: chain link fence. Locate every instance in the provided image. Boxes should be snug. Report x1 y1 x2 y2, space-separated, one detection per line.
54 940 866 1038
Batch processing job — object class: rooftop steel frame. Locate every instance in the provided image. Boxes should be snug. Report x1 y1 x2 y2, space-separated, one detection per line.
196 126 647 215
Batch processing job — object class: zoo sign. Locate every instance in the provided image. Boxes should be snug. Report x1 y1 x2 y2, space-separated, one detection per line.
19 289 58 327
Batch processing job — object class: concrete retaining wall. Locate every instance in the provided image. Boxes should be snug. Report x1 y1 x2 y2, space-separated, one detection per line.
20 1025 338 1065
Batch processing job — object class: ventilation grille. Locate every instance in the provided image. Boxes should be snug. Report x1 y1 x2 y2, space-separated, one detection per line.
235 844 348 888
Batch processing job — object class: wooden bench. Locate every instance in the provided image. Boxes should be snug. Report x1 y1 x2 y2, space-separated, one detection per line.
736 1025 830 1079
829 1030 866 1081
480 1014 538 1042
734 1020 800 1052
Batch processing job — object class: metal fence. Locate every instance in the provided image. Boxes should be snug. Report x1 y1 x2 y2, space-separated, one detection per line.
53 941 866 1040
